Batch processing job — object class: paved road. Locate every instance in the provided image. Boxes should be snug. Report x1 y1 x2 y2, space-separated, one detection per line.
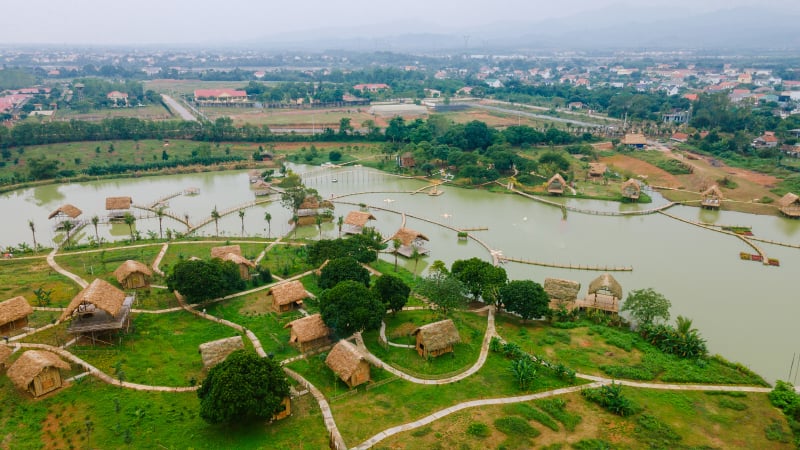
161 95 197 121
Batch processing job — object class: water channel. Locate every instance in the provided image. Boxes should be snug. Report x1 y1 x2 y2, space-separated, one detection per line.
2 164 799 383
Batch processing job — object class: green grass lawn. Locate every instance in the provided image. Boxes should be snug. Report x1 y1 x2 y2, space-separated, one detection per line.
0 256 80 308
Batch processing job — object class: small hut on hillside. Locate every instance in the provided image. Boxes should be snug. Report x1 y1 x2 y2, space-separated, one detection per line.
210 245 242 259
390 228 430 258
198 336 244 370
547 174 568 195
588 163 607 178
210 245 256 280
6 350 70 397
48 204 82 230
621 133 647 149
413 319 460 358
543 278 581 311
621 179 641 201
343 211 377 235
701 185 723 209
778 193 800 218
297 196 334 218
0 345 12 371
285 314 331 352
59 279 133 344
0 296 34 335
575 273 622 313
269 281 307 313
105 196 132 220
325 340 372 388
113 260 153 290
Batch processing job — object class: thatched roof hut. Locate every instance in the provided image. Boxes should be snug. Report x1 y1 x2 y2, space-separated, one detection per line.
285 314 331 352
547 173 568 195
343 211 376 235
0 345 12 371
7 350 70 397
48 204 82 220
212 248 256 280
778 193 800 218
391 228 430 258
113 260 153 290
543 278 581 311
298 196 334 217
199 336 244 369
588 273 623 300
588 163 607 177
0 296 33 334
621 179 641 201
574 273 623 314
413 319 460 358
701 185 723 209
621 133 647 148
59 279 133 340
105 196 132 210
325 340 371 388
210 245 242 259
269 281 307 313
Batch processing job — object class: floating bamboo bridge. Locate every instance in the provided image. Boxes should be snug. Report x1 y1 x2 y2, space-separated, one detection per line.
498 256 633 272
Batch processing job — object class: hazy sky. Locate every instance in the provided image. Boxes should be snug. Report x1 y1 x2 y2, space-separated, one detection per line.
2 0 799 45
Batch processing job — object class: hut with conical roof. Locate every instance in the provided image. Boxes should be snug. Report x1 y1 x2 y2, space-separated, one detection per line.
59 279 134 344
575 273 622 313
6 350 70 397
778 193 800 218
269 280 307 313
390 227 430 258
0 296 33 335
325 340 372 388
547 173 568 195
701 185 723 209
114 260 153 290
413 319 460 358
105 196 132 220
285 314 331 353
621 179 641 201
343 211 377 235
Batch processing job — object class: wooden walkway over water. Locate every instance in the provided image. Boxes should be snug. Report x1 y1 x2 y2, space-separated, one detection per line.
499 256 633 272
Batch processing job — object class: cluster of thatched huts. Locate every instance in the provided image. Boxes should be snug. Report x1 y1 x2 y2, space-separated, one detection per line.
543 273 624 314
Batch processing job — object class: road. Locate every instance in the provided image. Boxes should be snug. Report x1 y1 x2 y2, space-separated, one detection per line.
161 94 197 121
467 102 608 128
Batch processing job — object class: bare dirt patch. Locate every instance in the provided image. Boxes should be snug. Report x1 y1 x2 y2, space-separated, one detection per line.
42 404 81 450
600 154 681 188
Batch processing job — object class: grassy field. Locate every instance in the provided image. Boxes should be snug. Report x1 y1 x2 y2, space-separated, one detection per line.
42 105 172 122
0 256 80 309
202 106 382 129
145 79 256 95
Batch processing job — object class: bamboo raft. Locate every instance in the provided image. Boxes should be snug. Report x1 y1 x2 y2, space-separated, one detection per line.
499 256 633 272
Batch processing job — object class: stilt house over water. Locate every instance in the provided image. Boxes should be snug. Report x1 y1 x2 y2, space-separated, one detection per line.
547 173 568 195
701 185 724 209
48 204 82 229
575 273 623 313
621 179 641 201
105 196 133 220
778 193 800 218
343 211 377 235
390 228 430 258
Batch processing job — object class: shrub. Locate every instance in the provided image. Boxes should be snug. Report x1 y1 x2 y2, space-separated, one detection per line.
765 419 792 443
535 398 582 431
503 403 559 431
494 416 540 438
718 398 748 411
466 422 491 438
571 439 614 450
581 382 639 417
634 414 682 448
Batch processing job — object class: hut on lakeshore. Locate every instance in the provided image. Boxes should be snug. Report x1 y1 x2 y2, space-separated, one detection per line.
59 279 133 344
778 193 800 218
285 314 331 353
343 211 377 235
325 340 372 388
588 163 607 178
575 273 622 313
413 319 460 358
390 228 430 258
198 336 244 370
0 296 34 335
546 174 568 195
297 196 334 218
210 245 256 280
48 204 82 229
269 281 307 313
113 260 153 290
701 185 723 209
621 179 641 201
543 278 581 311
105 196 132 220
6 350 70 397
0 345 12 371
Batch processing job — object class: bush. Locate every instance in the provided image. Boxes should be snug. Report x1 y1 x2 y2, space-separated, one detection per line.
581 382 639 417
718 398 748 411
503 403 559 432
765 419 793 443
494 416 540 438
535 398 582 431
634 414 682 448
571 439 614 450
466 422 491 438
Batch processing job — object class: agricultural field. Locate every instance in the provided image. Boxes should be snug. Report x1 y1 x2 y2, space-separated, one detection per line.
145 79 258 95
38 105 173 122
201 106 384 129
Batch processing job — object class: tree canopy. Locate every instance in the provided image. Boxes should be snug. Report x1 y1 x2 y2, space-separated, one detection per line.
320 280 385 337
450 257 507 304
197 350 289 424
166 258 245 303
318 256 371 289
371 273 410 314
415 273 469 315
499 280 550 320
621 288 671 327
306 234 381 265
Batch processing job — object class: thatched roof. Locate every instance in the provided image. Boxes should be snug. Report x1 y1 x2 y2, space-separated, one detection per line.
413 319 460 352
59 278 127 322
344 211 377 227
113 260 152 283
299 196 334 211
199 336 244 369
702 185 724 199
778 192 800 208
7 350 70 390
105 196 132 210
221 252 256 268
48 204 82 219
270 281 308 306
210 245 242 259
325 340 368 380
285 314 331 343
621 133 647 145
588 163 607 177
588 273 623 299
391 228 429 246
621 179 641 198
0 296 33 325
547 173 567 190
0 345 11 366
543 278 581 302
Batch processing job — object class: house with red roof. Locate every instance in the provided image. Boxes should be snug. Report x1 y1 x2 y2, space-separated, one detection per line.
753 131 779 148
193 89 250 107
683 93 699 101
670 132 689 143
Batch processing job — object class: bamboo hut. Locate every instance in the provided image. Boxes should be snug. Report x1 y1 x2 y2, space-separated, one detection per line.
59 279 134 344
390 227 430 258
48 204 82 230
413 319 460 358
543 278 581 311
778 193 800 218
701 185 723 209
621 179 641 201
198 336 244 369
105 196 132 220
546 173 568 195
211 245 255 280
297 196 334 218
285 314 331 352
325 340 371 388
6 350 70 397
343 211 377 235
0 296 33 335
575 273 622 313
588 163 607 178
0 345 11 371
621 133 647 149
210 245 242 259
269 281 307 313
113 260 153 290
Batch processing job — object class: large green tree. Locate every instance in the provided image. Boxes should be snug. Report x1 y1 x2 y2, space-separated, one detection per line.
197 350 289 424
500 280 549 320
320 280 385 337
415 273 469 315
621 288 671 327
166 258 245 303
372 274 410 314
318 257 370 289
451 257 507 304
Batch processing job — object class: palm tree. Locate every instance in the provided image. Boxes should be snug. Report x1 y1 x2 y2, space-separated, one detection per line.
411 246 422 279
123 213 136 242
264 212 272 238
238 209 246 237
291 214 299 238
337 215 343 238
28 220 37 250
91 215 100 246
675 316 697 337
315 215 323 240
62 221 74 249
211 207 221 237
392 238 401 272
155 206 166 240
